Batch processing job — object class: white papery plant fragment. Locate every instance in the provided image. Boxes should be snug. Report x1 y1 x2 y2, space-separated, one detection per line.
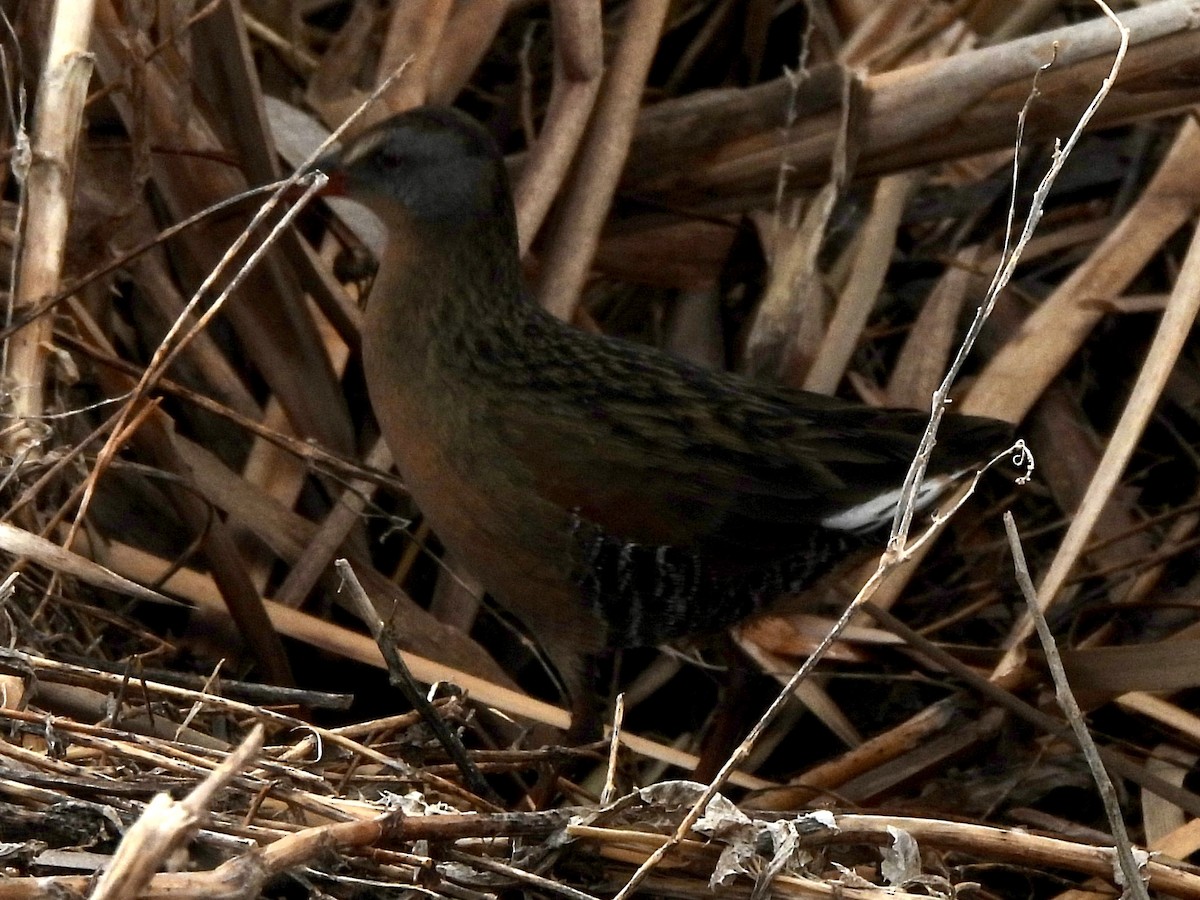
691 792 825 890
881 825 921 885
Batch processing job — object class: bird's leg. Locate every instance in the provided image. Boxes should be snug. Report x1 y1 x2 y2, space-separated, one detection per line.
693 636 756 782
563 650 607 745
526 650 607 808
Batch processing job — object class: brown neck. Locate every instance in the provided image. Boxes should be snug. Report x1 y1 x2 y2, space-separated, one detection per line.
368 212 528 374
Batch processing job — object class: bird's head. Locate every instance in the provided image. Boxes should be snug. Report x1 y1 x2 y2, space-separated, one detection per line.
315 106 513 229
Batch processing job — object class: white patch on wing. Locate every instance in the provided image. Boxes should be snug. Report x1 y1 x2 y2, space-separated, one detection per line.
820 472 958 533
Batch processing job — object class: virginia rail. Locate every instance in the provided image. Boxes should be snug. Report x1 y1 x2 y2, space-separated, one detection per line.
317 107 1011 735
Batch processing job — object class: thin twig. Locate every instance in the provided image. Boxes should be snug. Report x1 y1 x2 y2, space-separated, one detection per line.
601 692 625 807
90 725 265 900
334 559 502 808
1003 513 1149 900
888 0 1127 552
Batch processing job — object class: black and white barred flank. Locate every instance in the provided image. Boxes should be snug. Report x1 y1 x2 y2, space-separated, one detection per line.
571 513 854 648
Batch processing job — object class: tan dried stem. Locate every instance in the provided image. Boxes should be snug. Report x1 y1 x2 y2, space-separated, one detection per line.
535 0 671 320
4 0 96 460
90 725 264 900
1005 513 1150 900
372 0 452 120
512 0 603 252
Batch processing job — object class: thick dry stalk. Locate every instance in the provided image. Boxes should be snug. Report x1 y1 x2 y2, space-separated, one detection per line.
4 0 96 455
535 0 671 320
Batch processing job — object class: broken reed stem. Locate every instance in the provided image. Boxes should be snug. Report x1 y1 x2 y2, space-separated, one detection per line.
90 725 264 900
4 0 96 454
535 0 671 320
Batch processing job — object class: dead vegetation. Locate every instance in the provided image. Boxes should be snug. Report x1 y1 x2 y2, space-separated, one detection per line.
2 1 1200 897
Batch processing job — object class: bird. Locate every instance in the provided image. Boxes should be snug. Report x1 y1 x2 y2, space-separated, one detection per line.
315 106 1012 738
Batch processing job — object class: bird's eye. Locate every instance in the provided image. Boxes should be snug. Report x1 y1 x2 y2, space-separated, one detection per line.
378 146 406 168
